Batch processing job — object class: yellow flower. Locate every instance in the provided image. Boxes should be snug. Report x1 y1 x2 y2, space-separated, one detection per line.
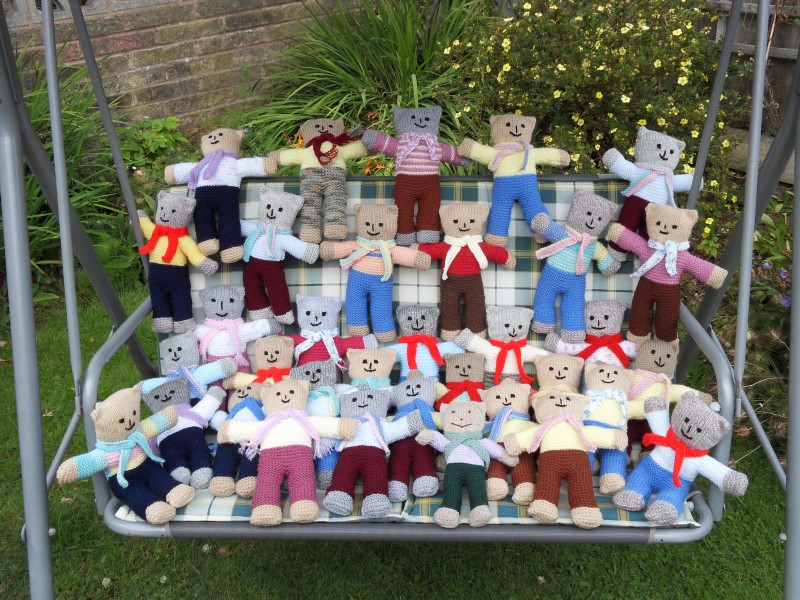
621 26 631 34
468 81 476 88
453 39 460 46
578 118 585 126
677 76 688 85
454 112 462 118
621 94 631 103
523 2 531 8
597 65 606 71
680 118 689 125
595 144 601 150
718 121 725 128
502 38 511 48
637 119 647 126
619 47 627 55
645 103 653 111
554 90 563 98
657 117 666 126
570 152 580 161
705 217 714 225
721 139 730 148
502 63 511 72
543 135 553 143
703 226 711 234
672 28 683 36
557 64 566 71
464 106 471 113
709 180 718 187
596 91 603 99
627 147 635 156
683 164 695 174
486 65 492 73
444 47 451 55
691 130 699 138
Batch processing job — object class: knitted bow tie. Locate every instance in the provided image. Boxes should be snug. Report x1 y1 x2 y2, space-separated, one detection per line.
483 406 530 442
244 408 321 460
139 225 189 263
435 380 485 411
253 367 291 384
397 334 444 369
577 333 630 368
187 150 236 189
489 338 534 385
536 226 596 275
632 239 690 278
642 427 708 486
199 318 248 369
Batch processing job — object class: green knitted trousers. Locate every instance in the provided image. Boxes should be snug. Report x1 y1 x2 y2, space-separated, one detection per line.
441 462 488 511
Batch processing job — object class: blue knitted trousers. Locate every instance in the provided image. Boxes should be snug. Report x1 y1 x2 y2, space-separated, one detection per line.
108 458 183 521
194 185 242 251
148 262 192 322
213 441 258 481
588 447 628 480
533 262 586 332
158 427 213 475
624 454 691 512
345 269 395 335
487 173 548 238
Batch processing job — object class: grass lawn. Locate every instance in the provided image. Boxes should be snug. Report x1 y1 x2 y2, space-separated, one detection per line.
0 286 786 599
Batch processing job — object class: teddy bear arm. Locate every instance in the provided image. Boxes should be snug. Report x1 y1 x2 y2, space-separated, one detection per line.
425 430 449 452
482 243 512 266
277 148 307 167
178 237 213 269
626 399 646 420
309 416 347 439
335 335 369 355
668 384 698 404
584 425 621 450
593 242 619 274
59 450 107 483
365 131 399 158
604 152 638 179
240 219 257 237
462 139 496 166
209 410 228 431
456 329 489 353
643 404 671 435
325 241 359 261
242 319 280 341
684 254 726 288
138 408 178 438
339 140 368 160
193 392 224 421
390 246 425 268
191 361 233 387
283 235 319 263
416 242 448 261
223 420 261 445
479 438 506 459
138 215 155 238
621 340 638 358
531 147 570 168
673 173 696 192
434 382 449 399
235 156 273 178
166 162 195 185
383 415 418 444
612 227 648 256
698 456 738 490
439 142 471 167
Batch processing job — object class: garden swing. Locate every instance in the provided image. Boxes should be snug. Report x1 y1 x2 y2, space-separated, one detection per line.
3 0 799 598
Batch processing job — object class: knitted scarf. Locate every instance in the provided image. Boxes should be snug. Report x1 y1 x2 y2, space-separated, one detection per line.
305 132 357 166
632 239 690 278
253 367 291 384
483 406 530 442
435 380 485 411
339 237 396 282
338 413 389 454
393 399 437 431
577 333 630 368
175 403 210 428
351 376 391 390
165 365 205 399
643 427 708 486
443 431 490 468
629 370 671 401
623 162 675 204
526 413 597 453
395 133 441 169
187 150 236 189
535 226 596 275
489 141 532 172
227 396 265 421
583 388 628 428
243 222 292 262
96 431 163 489
294 329 345 369
489 339 534 385
442 235 487 280
397 334 444 369
139 225 189 263
199 318 249 369
307 387 340 456
243 408 322 460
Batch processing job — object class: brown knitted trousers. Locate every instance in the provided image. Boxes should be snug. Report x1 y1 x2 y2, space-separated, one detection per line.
534 449 597 509
395 174 441 235
440 273 487 333
628 278 681 341
487 445 536 486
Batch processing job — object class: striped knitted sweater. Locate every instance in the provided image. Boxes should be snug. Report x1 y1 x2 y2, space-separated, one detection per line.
368 132 469 175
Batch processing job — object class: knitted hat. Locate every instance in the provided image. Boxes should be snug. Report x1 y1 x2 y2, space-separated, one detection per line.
482 379 532 417
489 113 536 145
486 305 534 341
533 354 584 391
159 333 201 372
633 339 679 376
338 388 392 418
670 392 729 450
154 191 195 228
392 371 438 408
260 378 310 413
445 352 486 383
90 385 143 443
393 106 442 135
565 190 618 237
645 203 698 245
345 348 397 380
296 295 342 332
299 118 345 144
584 361 633 394
396 305 440 337
199 285 246 321
353 204 399 240
634 126 686 172
290 360 340 388
439 203 490 238
440 401 486 432
584 300 626 337
258 189 304 227
200 128 243 157
253 336 295 371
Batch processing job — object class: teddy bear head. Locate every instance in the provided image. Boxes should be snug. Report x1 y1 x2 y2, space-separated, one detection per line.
533 354 584 391
584 299 626 337
633 339 679 376
199 285 246 321
564 189 617 237
290 360 340 389
489 113 536 146
354 204 398 240
393 106 442 136
299 118 345 143
260 378 310 413
440 401 486 433
392 371 438 408
338 388 392 419
445 352 486 383
229 382 263 411
142 377 190 413
645 203 698 246
258 189 304 228
634 126 686 172
159 333 200 373
396 305 440 337
200 128 244 157
296 295 342 332
482 379 532 418
583 361 633 394
153 191 195 229
486 305 534 341
670 392 729 451
532 390 587 423
91 385 144 443
252 336 294 371
346 348 396 381
439 203 490 238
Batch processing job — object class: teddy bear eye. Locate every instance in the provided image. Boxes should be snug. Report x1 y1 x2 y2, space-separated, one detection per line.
669 149 675 154
305 370 311 376
504 323 510 328
657 143 662 149
696 427 702 433
367 394 373 400
666 354 671 359
411 115 416 120
425 116 430 121
229 297 234 303
210 298 216 303
672 224 678 230
278 207 283 212
549 367 554 371
651 349 656 354
599 368 605 373
365 221 371 227
171 209 176 213
453 219 459 224
589 315 595 321
352 397 357 402
587 211 592 216
306 311 311 316
421 314 426 320
218 132 224 136
520 123 526 128
564 366 569 371
684 417 690 423
153 394 160 400
407 316 413 320
322 311 327 316
604 315 609 320
549 395 555 400
510 394 516 398
379 222 384 227
362 359 368 364
132 410 137 416
119 418 125 423
656 221 661 227
469 219 475 224
506 122 511 127
315 368 321 374
176 347 182 352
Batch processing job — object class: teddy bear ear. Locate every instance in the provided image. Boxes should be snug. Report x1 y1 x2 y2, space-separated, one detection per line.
295 379 310 393
489 115 499 125
333 119 344 129
717 414 731 435
528 116 537 130
637 126 648 138
90 406 101 423
476 204 490 219
385 204 399 216
236 130 245 140
354 204 364 216
676 139 686 152
685 209 699 226
346 348 359 361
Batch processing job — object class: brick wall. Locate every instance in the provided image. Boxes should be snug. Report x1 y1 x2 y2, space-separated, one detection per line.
6 0 303 122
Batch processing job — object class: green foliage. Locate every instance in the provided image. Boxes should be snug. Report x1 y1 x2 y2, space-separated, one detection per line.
116 116 188 171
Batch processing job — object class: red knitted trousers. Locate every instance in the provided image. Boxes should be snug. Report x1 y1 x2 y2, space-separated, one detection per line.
388 436 437 484
534 449 597 509
242 257 291 317
252 445 316 509
327 445 389 498
609 195 650 254
395 174 441 234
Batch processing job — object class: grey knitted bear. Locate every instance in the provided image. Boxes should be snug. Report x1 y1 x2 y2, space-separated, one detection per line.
387 305 464 381
152 333 237 402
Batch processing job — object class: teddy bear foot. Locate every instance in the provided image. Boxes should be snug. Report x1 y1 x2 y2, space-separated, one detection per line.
412 475 439 498
166 483 195 508
251 504 283 527
170 467 191 485
220 245 244 263
531 320 555 335
208 476 236 497
416 230 440 244
469 504 492 528
599 473 626 495
484 233 508 247
512 482 535 505
198 238 220 256
560 329 586 344
324 223 348 241
626 331 651 344
249 307 274 321
434 507 460 528
435 453 447 472
236 475 257 498
486 477 509 501
323 491 354 516
375 330 397 343
388 480 408 503
361 493 392 518
145 501 177 524
645 500 679 525
571 506 603 529
348 324 370 337
274 310 295 325
316 470 333 490
395 232 416 246
299 227 322 244
152 317 173 334
189 467 213 490
613 489 646 512
172 318 195 334
290 500 320 523
440 329 459 342
529 499 558 523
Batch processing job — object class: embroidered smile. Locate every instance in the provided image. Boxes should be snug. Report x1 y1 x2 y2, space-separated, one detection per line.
680 427 694 440
124 420 136 431
215 312 229 318
654 358 666 367
310 319 322 327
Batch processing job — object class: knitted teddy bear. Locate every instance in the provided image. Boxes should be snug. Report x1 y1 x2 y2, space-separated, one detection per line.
165 128 276 263
455 305 548 386
323 388 424 518
481 379 535 505
218 378 358 526
285 295 378 367
531 190 621 342
581 362 635 495
271 118 366 243
416 401 518 528
544 300 637 368
320 204 431 341
457 114 570 247
138 192 218 333
362 106 471 245
606 204 727 344
241 189 320 324
532 354 585 394
435 352 487 410
337 348 397 393
56 385 195 524
387 371 441 502
386 305 464 381
195 284 280 375
223 335 295 391
418 203 517 340
504 389 627 528
141 379 225 489
613 392 748 525
603 126 697 261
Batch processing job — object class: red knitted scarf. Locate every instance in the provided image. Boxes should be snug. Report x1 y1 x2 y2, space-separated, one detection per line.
253 367 291 384
489 339 534 385
397 335 444 369
139 225 189 262
306 131 361 166
642 427 708 486
577 333 630 368
435 380 484 411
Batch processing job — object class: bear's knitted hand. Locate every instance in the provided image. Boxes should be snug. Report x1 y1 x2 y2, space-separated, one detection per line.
361 129 379 150
415 429 436 446
319 242 336 261
707 266 728 289
644 395 668 414
348 124 366 139
605 222 626 244
454 328 474 349
555 149 571 168
530 212 552 235
613 430 628 451
164 164 177 185
406 411 424 435
197 257 219 277
600 258 622 277
206 386 226 403
414 252 431 271
544 333 560 353
499 450 519 468
263 153 279 176
722 470 749 496
503 253 517 270
216 420 232 444
457 138 476 158
219 358 238 379
363 334 379 349
338 418 359 440
502 433 524 457
303 243 321 264
137 209 147 219
602 148 623 169
56 459 79 485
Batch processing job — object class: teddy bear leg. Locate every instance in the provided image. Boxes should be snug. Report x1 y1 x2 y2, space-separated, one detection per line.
299 226 323 244
626 331 651 344
209 476 236 497
560 329 586 344
250 504 283 527
484 233 508 247
512 482 535 505
469 505 492 527
361 493 392 518
388 481 408 503
145 501 177 524
416 230 440 244
316 470 334 490
486 477 509 501
528 499 558 523
249 306 274 321
412 476 439 498
324 222 348 241
348 324 370 337
435 453 447 472
440 329 459 342
396 232 416 246
612 489 646 512
152 317 173 334
571 506 603 529
170 467 191 484
236 476 257 498
644 500 679 525
190 467 213 490
290 500 320 523
531 320 555 335
599 474 626 495
608 246 628 263
274 310 295 325
375 330 397 343
321 172 348 241
197 238 220 256
434 507 461 528
165 483 195 508
323 491 354 516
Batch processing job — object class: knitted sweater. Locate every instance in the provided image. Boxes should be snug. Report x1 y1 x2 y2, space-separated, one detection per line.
339 415 417 453
326 241 421 274
607 154 693 206
541 223 615 274
239 221 314 262
277 142 367 170
224 413 343 451
170 156 270 188
156 391 223 445
419 241 509 276
615 229 716 285
426 430 505 467
139 216 207 268
285 333 372 365
550 337 637 368
510 419 606 453
465 141 567 178
456 332 547 380
142 360 231 398
367 132 469 175
581 390 629 437
194 319 277 360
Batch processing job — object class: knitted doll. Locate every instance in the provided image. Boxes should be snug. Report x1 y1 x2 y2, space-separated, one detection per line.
56 385 194 524
532 354 585 394
504 389 627 528
361 106 471 245
531 190 621 343
386 305 464 381
323 388 423 518
218 379 358 526
418 203 516 340
285 295 378 367
613 393 748 525
151 334 238 401
336 348 397 393
581 362 634 495
272 118 367 243
481 379 535 505
416 402 518 528
138 192 218 333
435 353 487 411
387 371 440 502
293 361 342 489
241 189 320 323
455 305 548 386
208 382 265 498
606 204 728 344
603 127 696 261
319 204 431 341
142 380 224 489
195 284 280 375
165 128 277 263
223 336 295 391
457 114 570 247
544 300 637 368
